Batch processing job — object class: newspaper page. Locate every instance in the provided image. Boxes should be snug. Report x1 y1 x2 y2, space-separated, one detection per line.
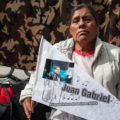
32 37 120 120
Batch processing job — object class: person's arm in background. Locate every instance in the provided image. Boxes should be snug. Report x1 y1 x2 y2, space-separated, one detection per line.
19 71 36 119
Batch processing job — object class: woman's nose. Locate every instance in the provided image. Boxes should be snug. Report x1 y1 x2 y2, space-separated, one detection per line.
78 19 85 28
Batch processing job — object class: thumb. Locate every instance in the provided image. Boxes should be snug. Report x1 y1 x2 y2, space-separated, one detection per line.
31 100 35 113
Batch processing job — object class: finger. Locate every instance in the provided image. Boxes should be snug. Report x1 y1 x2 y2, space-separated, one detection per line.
23 99 32 118
26 100 33 112
23 102 31 119
31 101 35 113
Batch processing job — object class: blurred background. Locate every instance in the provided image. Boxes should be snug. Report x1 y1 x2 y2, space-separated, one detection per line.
0 0 120 72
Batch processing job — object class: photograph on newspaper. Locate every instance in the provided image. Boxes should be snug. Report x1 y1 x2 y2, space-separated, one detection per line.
42 58 74 84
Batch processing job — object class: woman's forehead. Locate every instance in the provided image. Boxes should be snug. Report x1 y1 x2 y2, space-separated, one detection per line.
72 7 92 18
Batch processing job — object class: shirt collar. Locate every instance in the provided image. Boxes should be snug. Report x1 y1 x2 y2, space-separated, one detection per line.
73 49 94 57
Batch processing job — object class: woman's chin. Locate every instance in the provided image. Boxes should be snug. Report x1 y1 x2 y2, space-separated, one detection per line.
76 36 88 43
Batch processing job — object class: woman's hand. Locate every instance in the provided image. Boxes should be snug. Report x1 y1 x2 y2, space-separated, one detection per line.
22 98 35 119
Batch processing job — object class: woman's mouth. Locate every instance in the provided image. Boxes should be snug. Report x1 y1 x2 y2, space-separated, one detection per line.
77 30 89 36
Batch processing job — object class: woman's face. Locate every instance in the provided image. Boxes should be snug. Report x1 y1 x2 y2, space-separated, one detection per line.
69 7 99 47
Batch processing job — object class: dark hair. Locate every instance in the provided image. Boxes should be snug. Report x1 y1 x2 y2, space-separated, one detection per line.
68 3 98 25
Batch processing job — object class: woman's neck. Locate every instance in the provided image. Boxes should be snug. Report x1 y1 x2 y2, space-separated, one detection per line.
75 41 95 52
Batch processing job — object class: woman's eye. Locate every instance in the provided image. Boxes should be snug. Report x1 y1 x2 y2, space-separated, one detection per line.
72 18 79 23
84 17 91 21
73 20 78 23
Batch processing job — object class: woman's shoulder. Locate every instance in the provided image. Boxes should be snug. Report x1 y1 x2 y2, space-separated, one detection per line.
103 41 120 53
53 38 74 50
103 41 120 61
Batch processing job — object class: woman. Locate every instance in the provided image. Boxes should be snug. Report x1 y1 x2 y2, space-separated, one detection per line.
20 3 120 120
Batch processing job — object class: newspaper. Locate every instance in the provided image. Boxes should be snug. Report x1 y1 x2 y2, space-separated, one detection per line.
32 37 120 120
